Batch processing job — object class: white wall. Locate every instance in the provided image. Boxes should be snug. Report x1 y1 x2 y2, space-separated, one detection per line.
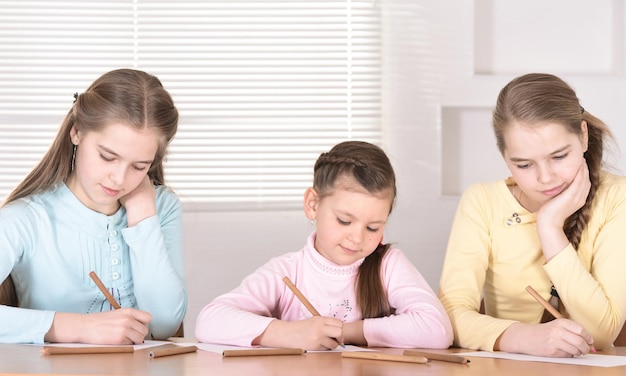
181 0 626 337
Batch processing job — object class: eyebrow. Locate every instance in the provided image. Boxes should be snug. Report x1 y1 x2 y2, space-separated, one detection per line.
99 145 154 165
508 145 571 162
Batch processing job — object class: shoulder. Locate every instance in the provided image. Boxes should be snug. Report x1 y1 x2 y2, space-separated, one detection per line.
594 171 626 209
0 189 51 218
154 185 182 216
598 171 626 193
380 247 416 270
596 172 626 200
456 179 508 214
461 180 504 200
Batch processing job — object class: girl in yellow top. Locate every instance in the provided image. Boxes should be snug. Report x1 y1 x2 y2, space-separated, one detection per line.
438 73 626 357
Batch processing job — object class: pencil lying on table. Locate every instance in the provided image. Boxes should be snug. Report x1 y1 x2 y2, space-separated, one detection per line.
223 348 306 357
403 350 470 364
341 351 427 364
89 271 121 309
149 345 198 358
41 346 133 355
282 276 345 348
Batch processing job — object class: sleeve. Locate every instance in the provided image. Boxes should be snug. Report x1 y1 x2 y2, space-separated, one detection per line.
543 181 626 350
0 202 55 344
122 186 187 339
437 184 516 351
194 257 292 346
362 249 453 349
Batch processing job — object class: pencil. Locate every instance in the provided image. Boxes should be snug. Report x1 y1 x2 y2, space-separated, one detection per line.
89 271 121 309
41 346 134 355
222 348 306 357
148 345 198 358
525 285 561 319
282 276 344 347
282 276 320 316
403 350 470 364
526 285 597 353
341 351 428 364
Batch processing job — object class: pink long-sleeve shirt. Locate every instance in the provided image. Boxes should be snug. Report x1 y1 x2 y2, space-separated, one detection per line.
195 232 453 349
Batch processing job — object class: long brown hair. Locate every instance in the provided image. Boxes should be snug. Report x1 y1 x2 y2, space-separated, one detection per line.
312 140 396 318
492 73 613 249
2 68 179 207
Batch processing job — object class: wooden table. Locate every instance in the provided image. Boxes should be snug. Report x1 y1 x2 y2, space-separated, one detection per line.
1 344 625 376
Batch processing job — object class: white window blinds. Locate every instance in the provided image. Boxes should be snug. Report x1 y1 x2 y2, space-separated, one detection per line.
0 0 381 211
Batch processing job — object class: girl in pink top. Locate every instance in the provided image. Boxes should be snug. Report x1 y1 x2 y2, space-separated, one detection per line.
195 141 453 350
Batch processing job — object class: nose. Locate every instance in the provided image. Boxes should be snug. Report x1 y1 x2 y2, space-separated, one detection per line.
347 227 365 245
536 163 554 184
108 166 127 186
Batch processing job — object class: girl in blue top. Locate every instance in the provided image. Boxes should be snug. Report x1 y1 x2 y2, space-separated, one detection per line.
0 68 186 344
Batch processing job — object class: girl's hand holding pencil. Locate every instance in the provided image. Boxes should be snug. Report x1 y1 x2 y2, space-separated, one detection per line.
507 285 597 357
282 276 345 350
251 276 345 351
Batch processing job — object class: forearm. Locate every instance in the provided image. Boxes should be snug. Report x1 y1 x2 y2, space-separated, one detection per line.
253 319 293 348
545 246 626 349
0 305 55 344
536 222 569 262
195 302 274 346
124 216 186 337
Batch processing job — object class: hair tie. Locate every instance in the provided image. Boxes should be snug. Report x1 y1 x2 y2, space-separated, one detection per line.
580 106 585 114
73 92 78 103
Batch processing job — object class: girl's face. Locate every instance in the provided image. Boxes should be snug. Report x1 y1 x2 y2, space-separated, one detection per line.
67 122 160 215
304 177 393 266
502 121 588 212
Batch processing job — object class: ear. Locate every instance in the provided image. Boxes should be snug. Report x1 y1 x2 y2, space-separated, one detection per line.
303 187 320 220
580 120 589 152
69 125 80 145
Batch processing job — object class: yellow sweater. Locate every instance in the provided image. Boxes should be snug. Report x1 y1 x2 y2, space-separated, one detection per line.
438 172 626 351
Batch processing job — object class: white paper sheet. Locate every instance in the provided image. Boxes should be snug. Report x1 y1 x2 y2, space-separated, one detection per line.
456 351 626 368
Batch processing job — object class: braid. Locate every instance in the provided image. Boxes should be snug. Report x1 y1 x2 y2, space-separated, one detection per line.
314 152 367 170
564 115 605 249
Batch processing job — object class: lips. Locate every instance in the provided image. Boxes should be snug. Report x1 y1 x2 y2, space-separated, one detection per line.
101 185 121 196
340 245 358 255
541 185 564 197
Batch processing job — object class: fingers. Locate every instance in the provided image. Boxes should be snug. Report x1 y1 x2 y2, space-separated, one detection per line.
97 309 152 345
122 308 152 343
305 316 344 350
549 319 593 357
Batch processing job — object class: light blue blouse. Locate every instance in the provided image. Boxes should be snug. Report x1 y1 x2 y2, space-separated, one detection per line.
0 183 187 343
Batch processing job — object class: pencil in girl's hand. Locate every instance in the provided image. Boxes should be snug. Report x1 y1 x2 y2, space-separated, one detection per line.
89 271 121 309
282 276 344 348
282 276 320 315
525 285 596 353
525 285 561 319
